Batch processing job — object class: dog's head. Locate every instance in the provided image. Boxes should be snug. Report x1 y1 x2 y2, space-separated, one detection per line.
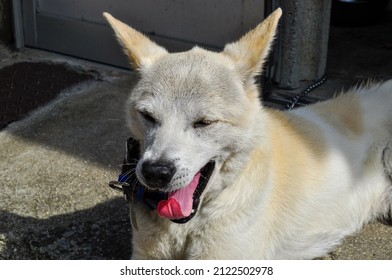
104 9 281 221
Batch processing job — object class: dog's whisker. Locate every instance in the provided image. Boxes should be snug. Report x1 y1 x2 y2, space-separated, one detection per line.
121 168 136 177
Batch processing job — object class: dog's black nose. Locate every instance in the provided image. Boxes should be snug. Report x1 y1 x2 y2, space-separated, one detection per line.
141 161 176 189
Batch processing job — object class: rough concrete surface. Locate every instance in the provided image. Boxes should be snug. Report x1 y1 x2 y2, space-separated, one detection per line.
1 38 392 259
0 46 135 259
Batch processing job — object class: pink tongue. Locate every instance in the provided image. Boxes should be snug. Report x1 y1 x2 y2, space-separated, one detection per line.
157 172 201 220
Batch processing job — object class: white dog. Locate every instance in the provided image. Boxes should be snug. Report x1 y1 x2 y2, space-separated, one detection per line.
104 8 392 259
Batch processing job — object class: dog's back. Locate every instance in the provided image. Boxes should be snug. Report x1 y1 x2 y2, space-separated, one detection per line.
256 81 392 258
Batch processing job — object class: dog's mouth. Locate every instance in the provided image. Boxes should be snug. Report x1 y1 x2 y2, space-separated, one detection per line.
157 161 215 223
108 137 215 224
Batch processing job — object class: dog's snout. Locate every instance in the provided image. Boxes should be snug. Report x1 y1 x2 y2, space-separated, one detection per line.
141 161 176 189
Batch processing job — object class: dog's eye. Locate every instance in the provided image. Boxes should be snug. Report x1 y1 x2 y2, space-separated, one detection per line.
194 119 215 128
140 111 157 124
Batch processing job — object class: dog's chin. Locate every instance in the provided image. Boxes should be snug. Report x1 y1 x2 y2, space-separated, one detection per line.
156 161 215 223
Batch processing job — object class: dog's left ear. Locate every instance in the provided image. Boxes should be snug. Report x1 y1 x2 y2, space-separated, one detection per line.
223 8 282 84
103 12 168 70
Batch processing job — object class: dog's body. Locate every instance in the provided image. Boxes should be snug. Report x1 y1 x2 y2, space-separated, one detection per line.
104 9 392 259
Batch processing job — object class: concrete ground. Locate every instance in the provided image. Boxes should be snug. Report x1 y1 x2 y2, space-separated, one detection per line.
1 14 392 259
0 46 135 259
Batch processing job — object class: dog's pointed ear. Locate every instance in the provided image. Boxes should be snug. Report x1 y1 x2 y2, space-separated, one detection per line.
222 8 282 84
103 12 168 70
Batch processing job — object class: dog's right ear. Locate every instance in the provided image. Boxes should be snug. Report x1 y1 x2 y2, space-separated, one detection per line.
103 13 168 70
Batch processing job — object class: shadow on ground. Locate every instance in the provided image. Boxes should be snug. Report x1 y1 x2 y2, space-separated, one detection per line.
0 198 132 259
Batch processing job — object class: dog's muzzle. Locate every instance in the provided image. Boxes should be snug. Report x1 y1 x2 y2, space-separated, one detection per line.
108 137 214 224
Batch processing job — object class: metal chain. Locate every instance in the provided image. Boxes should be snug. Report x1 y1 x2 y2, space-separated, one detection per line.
286 75 327 110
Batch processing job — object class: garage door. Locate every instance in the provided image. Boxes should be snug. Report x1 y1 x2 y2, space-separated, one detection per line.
14 0 266 68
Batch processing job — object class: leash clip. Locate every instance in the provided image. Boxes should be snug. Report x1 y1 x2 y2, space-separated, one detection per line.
108 137 141 201
109 180 133 201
